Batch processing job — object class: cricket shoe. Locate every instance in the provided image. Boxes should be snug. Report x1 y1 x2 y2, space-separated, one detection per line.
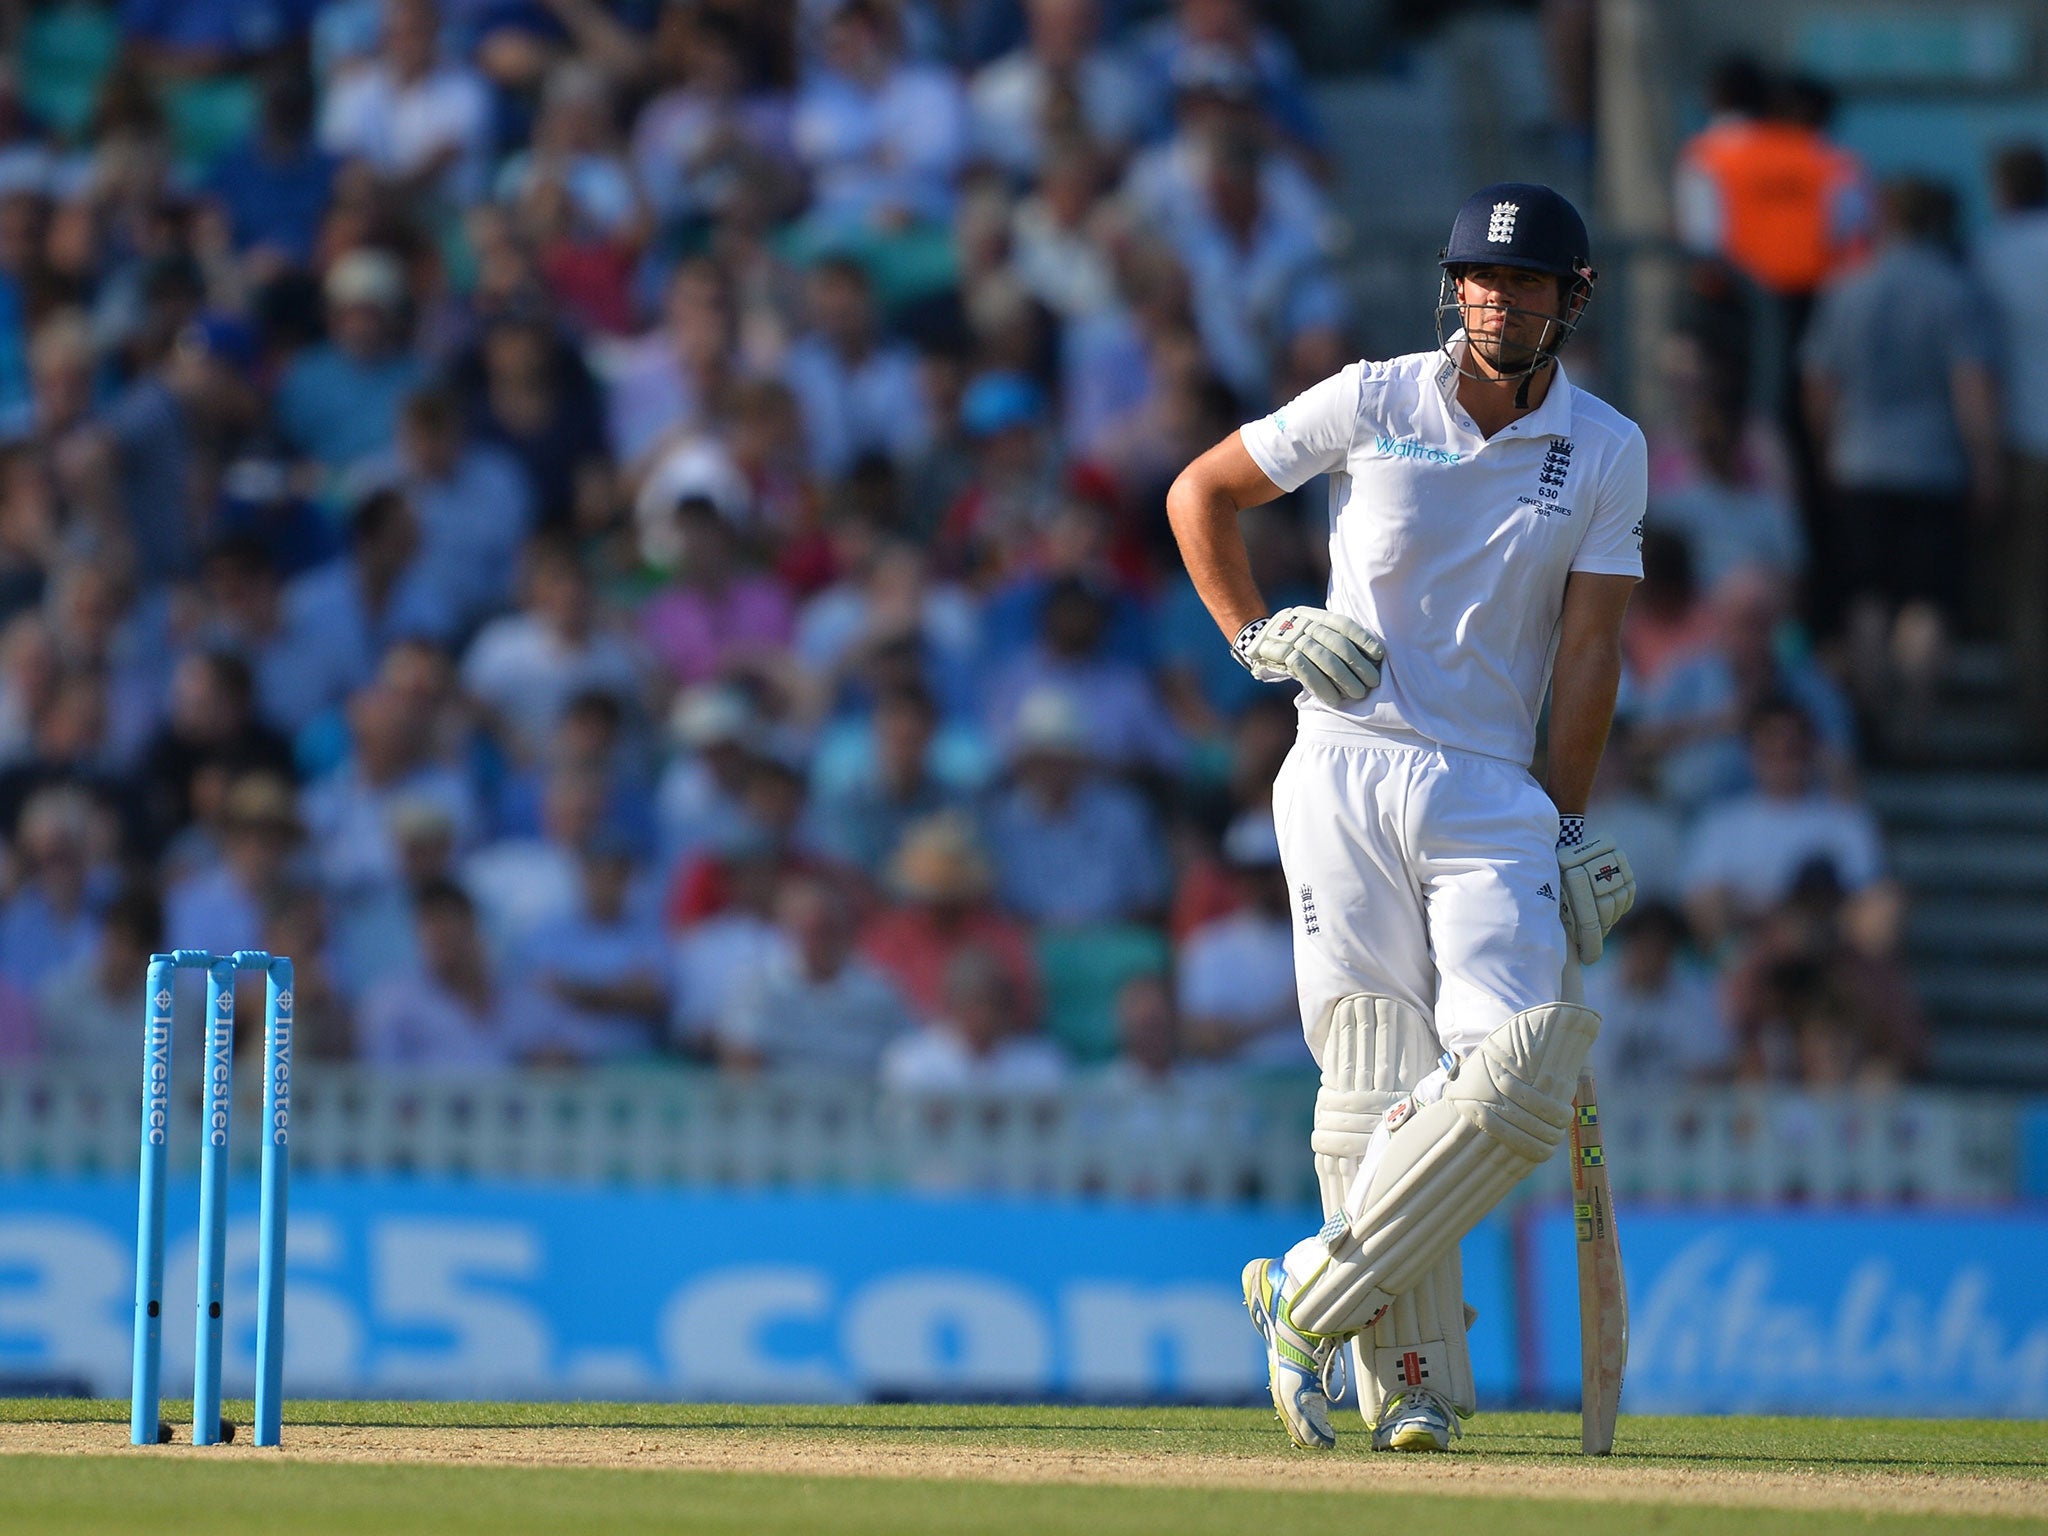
1242 1257 1340 1450
1370 1385 1463 1452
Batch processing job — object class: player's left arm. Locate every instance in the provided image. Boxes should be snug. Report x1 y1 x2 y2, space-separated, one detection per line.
1545 571 1635 817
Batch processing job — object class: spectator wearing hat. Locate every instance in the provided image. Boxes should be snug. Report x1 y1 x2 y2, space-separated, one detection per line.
515 831 669 1063
318 0 492 206
985 685 1165 925
862 810 1038 1024
781 256 930 480
275 248 424 476
164 771 305 953
808 681 968 878
1680 699 1898 953
717 872 909 1072
655 684 762 868
879 942 1066 1092
1175 808 1303 1064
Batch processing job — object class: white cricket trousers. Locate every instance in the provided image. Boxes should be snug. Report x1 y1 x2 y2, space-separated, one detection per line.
1273 721 1570 1068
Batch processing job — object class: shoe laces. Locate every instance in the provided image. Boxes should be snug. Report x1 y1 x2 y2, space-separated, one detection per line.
1317 1339 1348 1404
1376 1384 1462 1441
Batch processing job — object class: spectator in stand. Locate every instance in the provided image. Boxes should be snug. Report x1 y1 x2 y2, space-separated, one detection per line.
670 843 789 1056
1722 863 1924 1085
136 651 294 853
1803 176 2001 736
880 942 1066 1091
462 531 640 762
463 309 613 531
275 250 424 479
1582 717 1685 906
985 685 1166 925
261 885 354 1061
808 681 966 878
303 681 479 913
1977 143 2048 751
631 8 799 235
164 772 305 953
863 810 1038 1025
462 761 610 950
604 259 740 477
202 67 337 269
318 0 493 206
781 256 930 479
791 0 968 234
1176 808 1302 1065
380 385 536 633
1650 393 1805 593
639 497 795 689
1635 567 1854 813
1579 901 1730 1085
262 487 452 739
0 784 107 994
36 883 160 1063
969 0 1148 180
358 878 542 1069
1133 0 1323 156
517 834 669 1063
1679 698 1899 953
656 684 762 867
985 577 1181 774
717 872 908 1072
1620 529 1714 692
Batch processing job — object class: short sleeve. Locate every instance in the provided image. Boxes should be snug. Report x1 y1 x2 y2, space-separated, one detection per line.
1570 423 1647 578
1238 363 1363 493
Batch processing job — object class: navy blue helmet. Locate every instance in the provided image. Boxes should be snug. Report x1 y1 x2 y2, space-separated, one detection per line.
1435 182 1596 401
1439 182 1593 280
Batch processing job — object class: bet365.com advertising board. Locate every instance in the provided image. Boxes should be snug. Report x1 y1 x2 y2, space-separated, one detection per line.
2 1179 2043 1415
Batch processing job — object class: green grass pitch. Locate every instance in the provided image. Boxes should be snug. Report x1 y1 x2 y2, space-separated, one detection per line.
4 1400 2044 1535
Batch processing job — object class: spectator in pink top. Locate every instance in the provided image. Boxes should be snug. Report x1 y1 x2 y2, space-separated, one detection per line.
640 497 795 688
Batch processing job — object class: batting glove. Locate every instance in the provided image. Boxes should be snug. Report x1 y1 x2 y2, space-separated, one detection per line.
1556 815 1635 964
1233 607 1386 707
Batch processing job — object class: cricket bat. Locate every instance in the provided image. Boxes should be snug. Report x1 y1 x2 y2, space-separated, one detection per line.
1569 1069 1626 1454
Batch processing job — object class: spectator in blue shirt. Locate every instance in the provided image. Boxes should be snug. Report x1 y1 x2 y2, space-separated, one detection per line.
985 685 1166 926
276 248 424 477
202 68 337 267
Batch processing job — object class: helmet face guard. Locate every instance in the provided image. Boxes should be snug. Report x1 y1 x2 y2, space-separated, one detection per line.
1433 262 1596 404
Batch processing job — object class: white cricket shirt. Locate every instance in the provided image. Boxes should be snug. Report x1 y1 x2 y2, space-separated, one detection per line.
1239 346 1646 764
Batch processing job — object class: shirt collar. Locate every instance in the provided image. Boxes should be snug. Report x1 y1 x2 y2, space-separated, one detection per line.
1436 333 1576 442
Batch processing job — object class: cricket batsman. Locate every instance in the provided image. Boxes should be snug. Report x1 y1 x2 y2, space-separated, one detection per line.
1166 184 1643 1451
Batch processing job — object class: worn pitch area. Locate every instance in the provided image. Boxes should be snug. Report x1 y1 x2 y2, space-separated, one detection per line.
5 1401 2045 1535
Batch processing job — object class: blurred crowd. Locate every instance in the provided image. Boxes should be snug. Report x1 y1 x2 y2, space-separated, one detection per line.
0 5 2033 1094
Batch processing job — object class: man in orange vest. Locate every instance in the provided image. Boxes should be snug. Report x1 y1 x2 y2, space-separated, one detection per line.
1675 59 1873 630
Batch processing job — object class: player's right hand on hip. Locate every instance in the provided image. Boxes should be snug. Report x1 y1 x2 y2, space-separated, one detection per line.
1556 816 1635 964
1233 607 1386 707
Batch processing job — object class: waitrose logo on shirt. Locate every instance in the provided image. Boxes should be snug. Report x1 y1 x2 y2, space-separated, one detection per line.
1374 435 1462 465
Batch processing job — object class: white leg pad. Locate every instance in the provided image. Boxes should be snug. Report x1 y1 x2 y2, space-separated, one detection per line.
1287 1002 1600 1338
1357 1252 1474 1418
1311 994 1440 1200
